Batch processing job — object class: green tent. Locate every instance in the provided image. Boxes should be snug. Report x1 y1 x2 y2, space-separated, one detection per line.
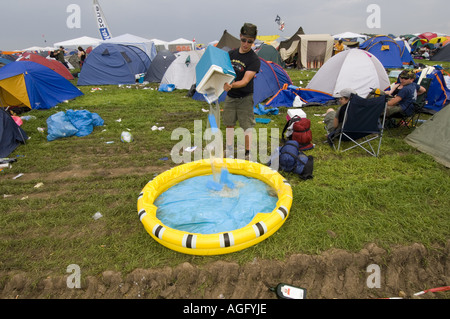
404 106 450 168
256 43 285 67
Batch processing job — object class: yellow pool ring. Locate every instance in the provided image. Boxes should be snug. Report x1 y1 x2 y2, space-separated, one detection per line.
137 158 293 255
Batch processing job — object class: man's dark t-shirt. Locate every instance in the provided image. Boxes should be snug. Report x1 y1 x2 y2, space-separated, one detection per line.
227 48 260 98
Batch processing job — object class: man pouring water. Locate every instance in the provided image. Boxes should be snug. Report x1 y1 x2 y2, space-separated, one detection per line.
223 23 261 160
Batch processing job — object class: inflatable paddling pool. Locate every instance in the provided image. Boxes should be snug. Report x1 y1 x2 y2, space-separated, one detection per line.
137 158 293 255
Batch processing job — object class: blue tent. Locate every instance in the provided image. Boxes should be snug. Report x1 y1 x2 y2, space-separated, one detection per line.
78 43 151 85
0 58 13 67
193 58 292 106
396 40 415 65
421 68 450 112
0 61 83 110
253 59 292 106
360 36 403 68
265 86 335 107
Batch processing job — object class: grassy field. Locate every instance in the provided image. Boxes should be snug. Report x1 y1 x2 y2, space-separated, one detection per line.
1 59 449 280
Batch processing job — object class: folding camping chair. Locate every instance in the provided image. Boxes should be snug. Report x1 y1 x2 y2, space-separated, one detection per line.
327 94 387 157
387 77 432 129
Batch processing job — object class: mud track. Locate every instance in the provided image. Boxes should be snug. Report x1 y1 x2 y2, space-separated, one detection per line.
2 241 449 299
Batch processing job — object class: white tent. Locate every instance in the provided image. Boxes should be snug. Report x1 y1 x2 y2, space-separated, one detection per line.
160 50 203 89
53 36 102 48
150 38 169 52
333 32 368 40
306 49 390 98
21 46 56 52
167 38 195 52
102 33 157 61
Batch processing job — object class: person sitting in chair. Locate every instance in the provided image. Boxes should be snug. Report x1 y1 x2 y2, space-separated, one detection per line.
323 88 357 134
386 69 426 118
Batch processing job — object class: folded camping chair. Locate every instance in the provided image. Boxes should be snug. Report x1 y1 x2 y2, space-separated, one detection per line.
327 94 387 157
388 77 432 129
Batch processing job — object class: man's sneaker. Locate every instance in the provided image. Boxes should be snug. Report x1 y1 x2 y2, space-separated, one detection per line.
244 150 250 161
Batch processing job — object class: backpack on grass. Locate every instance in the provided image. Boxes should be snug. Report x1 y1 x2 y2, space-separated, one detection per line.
268 140 314 180
282 115 314 151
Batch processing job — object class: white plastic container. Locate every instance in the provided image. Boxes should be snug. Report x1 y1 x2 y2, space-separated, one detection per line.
287 108 307 120
195 46 236 103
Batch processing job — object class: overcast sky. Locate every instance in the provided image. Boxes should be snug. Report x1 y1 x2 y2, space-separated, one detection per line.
1 0 449 50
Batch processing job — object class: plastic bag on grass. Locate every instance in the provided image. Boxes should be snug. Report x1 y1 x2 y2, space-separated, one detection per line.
46 111 78 141
158 83 175 92
66 109 93 137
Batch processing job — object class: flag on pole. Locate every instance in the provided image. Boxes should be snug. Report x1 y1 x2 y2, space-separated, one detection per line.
275 15 285 31
93 0 112 40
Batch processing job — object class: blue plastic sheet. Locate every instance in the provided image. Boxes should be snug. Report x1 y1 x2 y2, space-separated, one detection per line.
46 111 78 141
158 83 175 92
154 174 278 234
46 109 104 141
66 109 94 137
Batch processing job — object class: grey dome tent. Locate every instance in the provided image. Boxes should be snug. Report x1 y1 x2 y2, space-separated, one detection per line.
404 106 450 168
144 50 176 83
430 44 450 62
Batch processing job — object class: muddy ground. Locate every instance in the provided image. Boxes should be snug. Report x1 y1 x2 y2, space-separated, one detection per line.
1 241 449 299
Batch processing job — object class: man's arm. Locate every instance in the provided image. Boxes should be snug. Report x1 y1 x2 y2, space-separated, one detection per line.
224 70 257 91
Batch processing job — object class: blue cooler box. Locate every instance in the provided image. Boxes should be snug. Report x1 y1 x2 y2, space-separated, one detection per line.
196 46 236 103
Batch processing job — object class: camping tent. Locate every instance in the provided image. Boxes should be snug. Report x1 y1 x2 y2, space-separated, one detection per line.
333 32 368 43
360 35 403 68
54 36 102 48
167 38 194 52
430 44 450 62
160 50 203 89
77 43 151 85
0 58 13 68
151 39 169 52
102 33 157 61
0 107 28 157
396 39 414 65
404 105 450 168
306 49 390 98
295 34 334 69
429 36 450 45
257 35 280 45
16 52 74 80
253 59 292 106
418 32 438 41
21 46 56 53
0 61 83 110
417 66 450 112
216 30 241 51
278 26 305 62
144 50 176 83
255 43 284 67
264 86 335 108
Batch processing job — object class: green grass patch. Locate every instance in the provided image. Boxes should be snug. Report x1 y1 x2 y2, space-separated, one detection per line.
1 61 449 278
